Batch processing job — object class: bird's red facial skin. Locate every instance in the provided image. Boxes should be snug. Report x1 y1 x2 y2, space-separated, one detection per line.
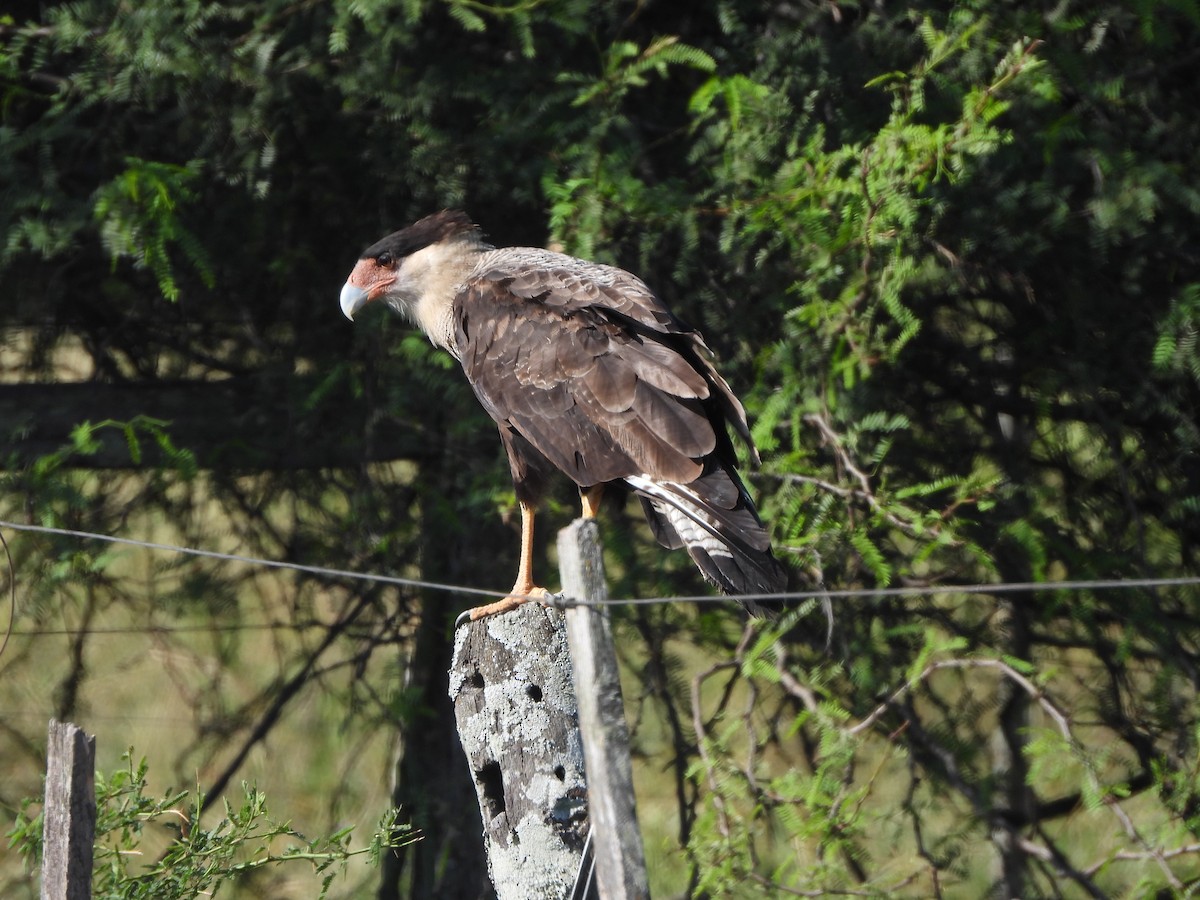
348 257 398 300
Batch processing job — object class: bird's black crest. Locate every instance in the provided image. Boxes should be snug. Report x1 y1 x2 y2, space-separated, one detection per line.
360 210 480 261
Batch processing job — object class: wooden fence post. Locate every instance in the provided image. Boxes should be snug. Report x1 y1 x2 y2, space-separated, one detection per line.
449 603 590 899
42 719 95 900
559 518 649 900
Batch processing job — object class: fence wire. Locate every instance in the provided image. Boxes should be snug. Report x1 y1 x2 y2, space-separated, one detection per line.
2 518 1199 620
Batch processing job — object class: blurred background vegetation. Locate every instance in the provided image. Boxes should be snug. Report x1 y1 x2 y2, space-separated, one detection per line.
2 0 1199 896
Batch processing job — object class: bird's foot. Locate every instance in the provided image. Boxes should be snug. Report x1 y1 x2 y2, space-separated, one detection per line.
456 586 551 628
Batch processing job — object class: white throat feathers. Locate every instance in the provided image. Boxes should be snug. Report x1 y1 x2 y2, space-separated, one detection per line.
387 232 489 352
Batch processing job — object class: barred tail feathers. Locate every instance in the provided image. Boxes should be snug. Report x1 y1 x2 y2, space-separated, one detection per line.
625 465 787 616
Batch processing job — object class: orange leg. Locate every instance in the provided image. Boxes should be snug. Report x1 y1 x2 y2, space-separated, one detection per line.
580 484 604 519
466 500 549 621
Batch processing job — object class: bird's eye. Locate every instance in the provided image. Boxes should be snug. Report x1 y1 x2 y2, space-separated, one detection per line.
376 252 394 267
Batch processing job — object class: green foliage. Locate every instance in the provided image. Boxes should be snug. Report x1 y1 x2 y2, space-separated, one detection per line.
1154 282 1200 385
675 610 1200 896
4 0 1200 896
8 752 415 899
9 417 196 523
546 36 715 260
93 158 214 302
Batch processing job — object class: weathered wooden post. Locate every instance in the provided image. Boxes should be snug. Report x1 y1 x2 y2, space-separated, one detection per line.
42 719 96 900
559 519 649 900
449 518 648 899
449 603 590 898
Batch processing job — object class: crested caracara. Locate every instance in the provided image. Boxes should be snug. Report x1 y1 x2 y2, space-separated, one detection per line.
340 210 786 618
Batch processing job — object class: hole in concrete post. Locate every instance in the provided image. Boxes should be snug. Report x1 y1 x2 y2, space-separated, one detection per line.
469 670 484 689
526 684 543 702
554 764 566 781
477 760 506 817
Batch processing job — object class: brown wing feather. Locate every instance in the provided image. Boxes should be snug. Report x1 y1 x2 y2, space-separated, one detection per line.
454 260 740 489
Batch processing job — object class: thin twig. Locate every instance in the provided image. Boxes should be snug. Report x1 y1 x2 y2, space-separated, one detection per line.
848 658 1071 739
0 529 14 662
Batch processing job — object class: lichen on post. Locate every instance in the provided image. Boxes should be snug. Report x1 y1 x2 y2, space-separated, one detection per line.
449 602 588 898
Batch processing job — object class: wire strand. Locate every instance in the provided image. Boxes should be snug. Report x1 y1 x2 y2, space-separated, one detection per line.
8 621 329 637
569 576 1200 610
3 519 1198 613
0 519 504 599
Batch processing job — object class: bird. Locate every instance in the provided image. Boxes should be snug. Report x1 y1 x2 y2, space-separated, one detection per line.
339 210 786 619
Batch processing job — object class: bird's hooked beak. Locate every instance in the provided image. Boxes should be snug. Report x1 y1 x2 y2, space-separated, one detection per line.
340 257 392 321
340 281 369 321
